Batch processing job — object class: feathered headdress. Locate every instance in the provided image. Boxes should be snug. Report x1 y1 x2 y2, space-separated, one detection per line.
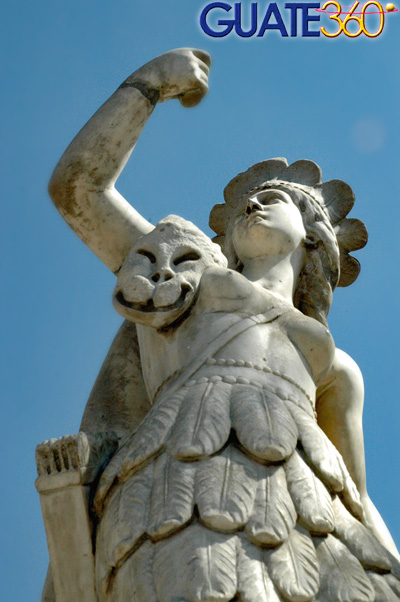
209 158 367 288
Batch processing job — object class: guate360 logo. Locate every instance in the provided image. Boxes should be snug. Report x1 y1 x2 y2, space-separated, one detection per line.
199 1 397 38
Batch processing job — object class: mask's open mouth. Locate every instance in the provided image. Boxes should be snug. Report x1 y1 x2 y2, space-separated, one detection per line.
114 283 192 313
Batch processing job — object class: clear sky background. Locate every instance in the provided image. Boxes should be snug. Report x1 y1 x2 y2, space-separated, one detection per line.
1 1 399 599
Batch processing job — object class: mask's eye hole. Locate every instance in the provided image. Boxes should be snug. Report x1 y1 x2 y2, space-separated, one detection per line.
137 249 156 264
173 251 201 266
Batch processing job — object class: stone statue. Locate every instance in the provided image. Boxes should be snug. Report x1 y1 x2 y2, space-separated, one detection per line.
36 48 400 602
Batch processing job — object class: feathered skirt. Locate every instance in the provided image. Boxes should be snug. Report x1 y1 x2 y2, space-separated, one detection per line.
94 363 400 602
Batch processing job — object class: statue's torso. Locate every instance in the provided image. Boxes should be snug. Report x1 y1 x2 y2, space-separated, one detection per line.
137 266 335 403
95 265 396 602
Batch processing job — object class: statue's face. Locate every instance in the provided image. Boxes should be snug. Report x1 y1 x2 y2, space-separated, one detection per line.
232 188 306 263
113 224 220 328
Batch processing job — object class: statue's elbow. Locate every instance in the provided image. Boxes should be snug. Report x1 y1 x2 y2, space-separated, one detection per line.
48 168 64 205
48 159 84 220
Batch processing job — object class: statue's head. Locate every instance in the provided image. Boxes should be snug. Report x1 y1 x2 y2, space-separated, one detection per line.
113 215 227 328
209 159 367 325
231 187 308 265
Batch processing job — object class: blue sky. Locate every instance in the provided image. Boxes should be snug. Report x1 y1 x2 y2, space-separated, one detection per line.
1 1 399 599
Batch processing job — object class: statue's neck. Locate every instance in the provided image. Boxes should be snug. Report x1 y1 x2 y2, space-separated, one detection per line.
241 248 305 304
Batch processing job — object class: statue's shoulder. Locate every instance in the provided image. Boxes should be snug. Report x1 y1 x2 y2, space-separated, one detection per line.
200 266 255 298
198 267 281 315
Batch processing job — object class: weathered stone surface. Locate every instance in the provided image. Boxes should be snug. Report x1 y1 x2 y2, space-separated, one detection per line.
38 48 399 602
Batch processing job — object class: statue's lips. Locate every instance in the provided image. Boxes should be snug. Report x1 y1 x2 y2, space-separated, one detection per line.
114 284 192 313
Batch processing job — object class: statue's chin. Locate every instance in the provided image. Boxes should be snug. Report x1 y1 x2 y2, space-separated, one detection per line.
112 284 193 328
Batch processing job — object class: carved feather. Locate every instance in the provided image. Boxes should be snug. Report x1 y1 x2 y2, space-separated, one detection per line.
321 179 355 225
284 159 322 186
237 535 282 602
389 552 400 580
111 541 158 602
195 445 258 531
333 496 392 571
268 526 320 602
314 534 375 602
167 381 231 459
98 463 153 568
148 453 196 539
231 385 298 462
95 464 153 598
223 158 289 206
383 573 400 598
153 530 190 602
285 402 344 492
245 464 296 546
340 467 365 522
94 389 186 512
339 254 361 287
285 450 334 534
367 572 400 602
335 218 368 253
185 524 238 602
153 522 238 602
118 389 188 476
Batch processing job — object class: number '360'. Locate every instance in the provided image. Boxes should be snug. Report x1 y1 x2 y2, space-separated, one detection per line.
320 0 385 37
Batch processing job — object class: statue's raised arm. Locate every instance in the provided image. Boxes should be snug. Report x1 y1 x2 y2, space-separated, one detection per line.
48 48 211 273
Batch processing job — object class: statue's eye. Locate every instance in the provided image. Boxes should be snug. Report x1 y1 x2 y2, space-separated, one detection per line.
258 191 287 206
137 249 156 264
259 195 278 205
173 251 201 266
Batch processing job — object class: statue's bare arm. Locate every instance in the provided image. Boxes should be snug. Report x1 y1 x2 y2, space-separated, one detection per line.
49 48 211 273
317 348 399 556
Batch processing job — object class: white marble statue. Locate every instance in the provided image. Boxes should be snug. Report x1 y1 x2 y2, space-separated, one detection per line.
37 49 400 602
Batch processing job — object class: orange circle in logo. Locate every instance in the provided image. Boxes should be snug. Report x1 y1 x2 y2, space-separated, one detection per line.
386 2 395 9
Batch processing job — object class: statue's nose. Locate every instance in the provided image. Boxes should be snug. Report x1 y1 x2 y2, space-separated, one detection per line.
245 198 264 215
151 267 174 283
